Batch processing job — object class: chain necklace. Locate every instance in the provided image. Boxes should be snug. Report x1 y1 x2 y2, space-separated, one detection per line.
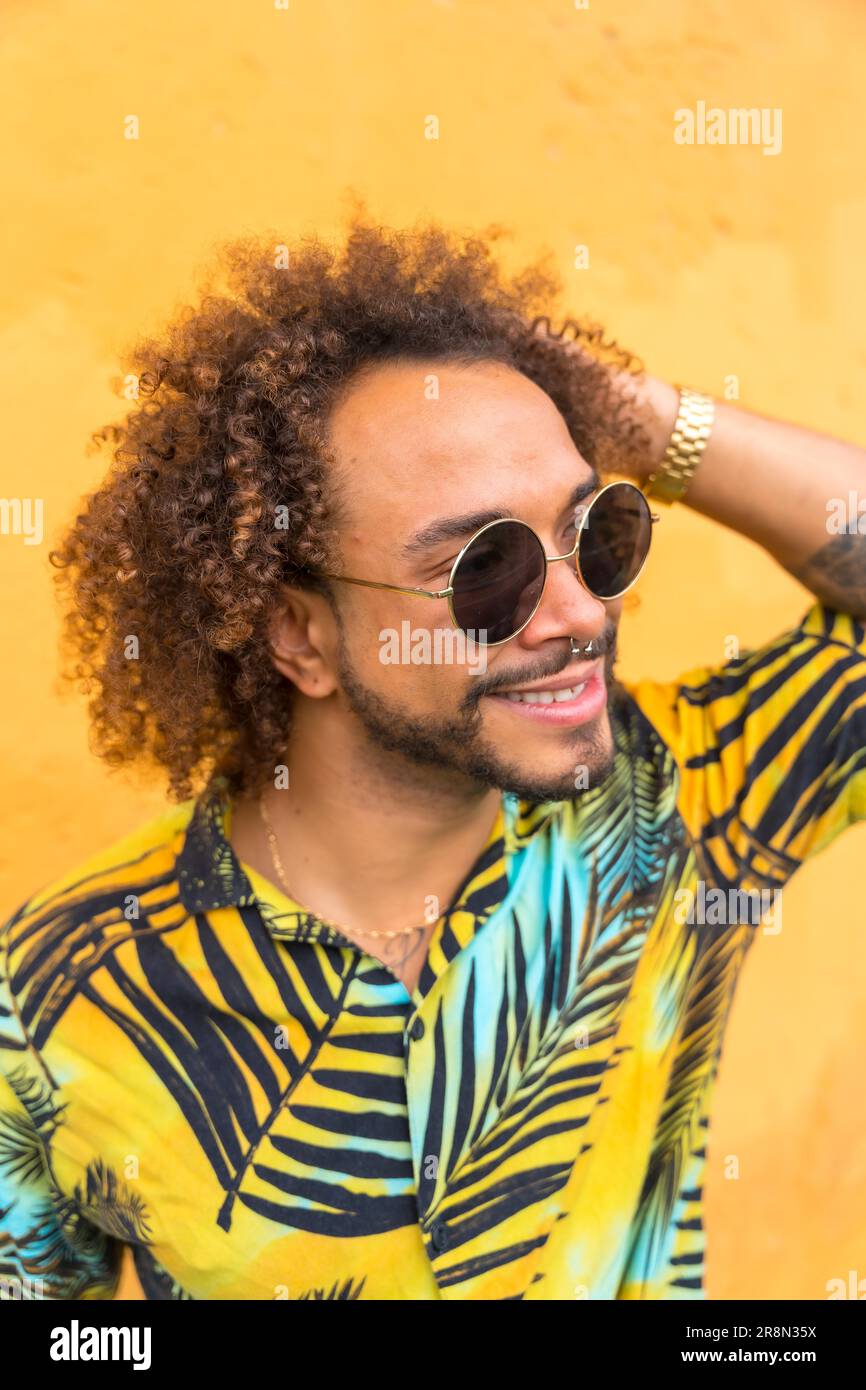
258 796 432 940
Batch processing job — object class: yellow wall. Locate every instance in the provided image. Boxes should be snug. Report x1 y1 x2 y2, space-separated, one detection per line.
2 0 865 1301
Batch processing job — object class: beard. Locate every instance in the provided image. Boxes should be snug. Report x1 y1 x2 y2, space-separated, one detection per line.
334 619 621 803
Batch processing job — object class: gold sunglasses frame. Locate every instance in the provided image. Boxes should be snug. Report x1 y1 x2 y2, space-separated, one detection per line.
314 480 659 647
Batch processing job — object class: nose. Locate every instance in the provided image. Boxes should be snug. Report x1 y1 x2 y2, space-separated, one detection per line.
515 554 608 649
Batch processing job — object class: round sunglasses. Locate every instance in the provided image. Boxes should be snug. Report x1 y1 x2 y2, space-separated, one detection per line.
313 480 658 646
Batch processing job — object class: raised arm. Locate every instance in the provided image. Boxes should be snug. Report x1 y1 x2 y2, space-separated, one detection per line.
623 373 866 619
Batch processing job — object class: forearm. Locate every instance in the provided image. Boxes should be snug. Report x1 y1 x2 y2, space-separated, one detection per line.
625 374 866 619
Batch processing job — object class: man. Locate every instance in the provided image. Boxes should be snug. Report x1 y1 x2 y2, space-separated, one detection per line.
1 218 865 1301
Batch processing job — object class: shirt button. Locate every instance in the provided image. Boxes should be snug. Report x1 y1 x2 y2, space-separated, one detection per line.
429 1221 449 1252
409 1016 425 1042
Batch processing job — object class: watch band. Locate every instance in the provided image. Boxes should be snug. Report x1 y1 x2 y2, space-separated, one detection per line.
644 387 715 505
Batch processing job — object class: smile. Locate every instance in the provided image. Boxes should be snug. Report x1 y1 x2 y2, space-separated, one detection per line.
503 683 587 704
484 664 608 728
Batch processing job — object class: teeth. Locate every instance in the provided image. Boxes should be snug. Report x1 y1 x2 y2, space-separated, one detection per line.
505 683 586 705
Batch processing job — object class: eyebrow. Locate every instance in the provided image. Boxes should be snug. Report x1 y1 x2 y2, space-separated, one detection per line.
401 472 601 558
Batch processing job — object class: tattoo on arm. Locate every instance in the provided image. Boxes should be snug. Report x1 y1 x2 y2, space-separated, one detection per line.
791 534 866 618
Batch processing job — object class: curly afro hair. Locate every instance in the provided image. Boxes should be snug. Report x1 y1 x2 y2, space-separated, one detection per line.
50 214 651 801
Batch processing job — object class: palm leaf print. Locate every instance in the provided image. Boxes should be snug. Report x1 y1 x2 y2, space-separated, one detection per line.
72 1158 153 1245
0 1103 48 1189
1 1067 61 1137
132 1245 195 1300
411 704 696 1289
5 855 419 1240
296 1275 367 1300
0 1185 120 1298
624 919 755 1292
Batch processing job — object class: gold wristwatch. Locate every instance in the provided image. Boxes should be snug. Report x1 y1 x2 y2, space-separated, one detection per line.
643 386 715 505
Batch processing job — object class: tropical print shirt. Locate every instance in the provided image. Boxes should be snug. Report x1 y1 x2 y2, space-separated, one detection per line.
1 601 865 1301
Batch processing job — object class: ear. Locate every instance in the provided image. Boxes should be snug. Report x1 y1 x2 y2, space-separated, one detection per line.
267 586 339 697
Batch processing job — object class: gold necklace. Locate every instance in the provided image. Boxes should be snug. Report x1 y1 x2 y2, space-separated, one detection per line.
257 796 431 940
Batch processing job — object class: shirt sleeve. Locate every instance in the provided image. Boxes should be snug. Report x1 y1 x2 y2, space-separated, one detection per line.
621 601 866 888
0 1014 122 1301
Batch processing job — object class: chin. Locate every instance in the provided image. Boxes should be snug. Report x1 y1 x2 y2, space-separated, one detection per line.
490 720 617 802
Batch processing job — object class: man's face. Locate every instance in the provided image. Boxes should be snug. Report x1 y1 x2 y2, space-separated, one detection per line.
313 358 624 802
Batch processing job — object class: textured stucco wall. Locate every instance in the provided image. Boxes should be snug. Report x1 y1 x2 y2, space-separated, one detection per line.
2 0 865 1300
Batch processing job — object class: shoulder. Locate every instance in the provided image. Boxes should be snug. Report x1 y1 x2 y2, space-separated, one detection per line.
617 602 866 762
3 799 195 938
0 800 196 1063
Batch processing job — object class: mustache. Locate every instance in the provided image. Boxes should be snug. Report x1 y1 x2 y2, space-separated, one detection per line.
465 622 619 706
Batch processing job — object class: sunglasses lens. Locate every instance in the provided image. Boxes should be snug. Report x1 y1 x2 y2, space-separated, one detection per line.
578 483 652 598
451 520 546 643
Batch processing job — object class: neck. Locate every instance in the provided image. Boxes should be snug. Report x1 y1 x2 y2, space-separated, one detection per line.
230 702 503 936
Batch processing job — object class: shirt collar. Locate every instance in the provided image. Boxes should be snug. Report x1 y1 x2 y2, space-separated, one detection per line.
176 775 560 935
176 776 259 914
